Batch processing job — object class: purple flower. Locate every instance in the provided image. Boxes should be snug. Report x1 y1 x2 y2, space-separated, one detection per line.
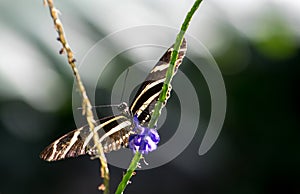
129 116 160 154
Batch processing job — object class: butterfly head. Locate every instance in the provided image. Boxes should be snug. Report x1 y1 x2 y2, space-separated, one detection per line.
118 102 130 115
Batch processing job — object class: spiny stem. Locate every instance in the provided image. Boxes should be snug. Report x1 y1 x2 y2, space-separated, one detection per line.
44 0 109 193
115 0 203 193
115 152 142 193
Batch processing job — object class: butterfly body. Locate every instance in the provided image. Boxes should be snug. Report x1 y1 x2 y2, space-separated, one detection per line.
40 39 187 161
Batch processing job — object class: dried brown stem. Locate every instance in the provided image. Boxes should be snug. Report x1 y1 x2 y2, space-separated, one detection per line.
44 0 109 193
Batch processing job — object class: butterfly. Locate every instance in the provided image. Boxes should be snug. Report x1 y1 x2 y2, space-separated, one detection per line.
40 38 187 161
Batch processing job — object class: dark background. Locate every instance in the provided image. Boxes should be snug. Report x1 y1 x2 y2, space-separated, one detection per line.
0 1 299 194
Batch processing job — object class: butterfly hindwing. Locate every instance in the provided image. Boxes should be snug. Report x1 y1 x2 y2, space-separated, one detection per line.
89 114 133 154
40 115 133 161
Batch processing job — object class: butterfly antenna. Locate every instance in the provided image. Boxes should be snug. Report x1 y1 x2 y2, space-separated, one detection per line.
120 67 129 102
77 104 122 110
77 68 129 111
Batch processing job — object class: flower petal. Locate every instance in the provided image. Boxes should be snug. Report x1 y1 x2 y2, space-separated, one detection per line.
149 129 160 143
145 136 157 152
133 115 139 125
129 116 160 154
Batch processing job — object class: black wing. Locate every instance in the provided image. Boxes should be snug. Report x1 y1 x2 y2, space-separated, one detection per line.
130 38 187 125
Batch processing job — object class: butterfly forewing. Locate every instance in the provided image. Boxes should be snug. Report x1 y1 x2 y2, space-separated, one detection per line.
40 38 187 161
130 38 187 124
40 126 88 161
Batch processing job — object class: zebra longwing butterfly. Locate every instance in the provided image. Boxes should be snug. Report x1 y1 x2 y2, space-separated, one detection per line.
40 39 187 161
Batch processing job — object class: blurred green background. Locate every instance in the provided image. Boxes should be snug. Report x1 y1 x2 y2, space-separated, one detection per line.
0 0 299 194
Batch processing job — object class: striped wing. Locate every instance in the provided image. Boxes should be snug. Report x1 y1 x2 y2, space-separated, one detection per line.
40 39 187 161
39 126 87 161
89 114 133 154
40 114 133 161
130 38 187 124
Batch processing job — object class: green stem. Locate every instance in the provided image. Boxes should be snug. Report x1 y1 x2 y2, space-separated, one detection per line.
115 0 203 193
148 0 202 128
115 152 142 194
